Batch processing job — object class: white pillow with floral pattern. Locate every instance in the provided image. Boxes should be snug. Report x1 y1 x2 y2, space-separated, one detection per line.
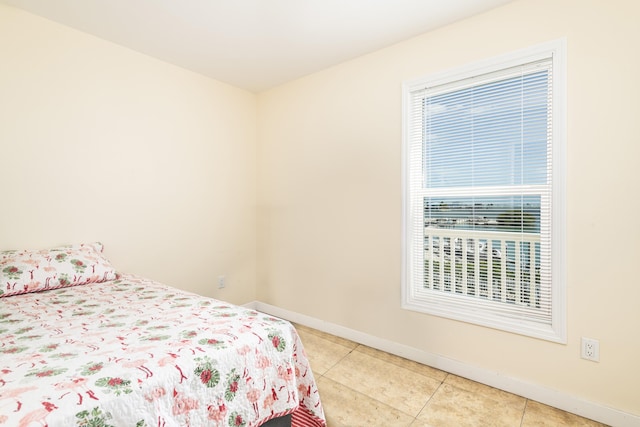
0 242 117 297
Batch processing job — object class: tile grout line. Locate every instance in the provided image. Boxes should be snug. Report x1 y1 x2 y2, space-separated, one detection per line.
331 343 449 423
520 399 530 427
322 344 358 376
412 372 450 424
297 323 449 385
300 324 609 427
318 370 418 421
302 326 509 423
304 328 455 423
350 343 450 385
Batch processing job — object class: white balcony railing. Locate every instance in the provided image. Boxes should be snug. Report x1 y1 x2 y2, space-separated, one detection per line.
423 227 541 307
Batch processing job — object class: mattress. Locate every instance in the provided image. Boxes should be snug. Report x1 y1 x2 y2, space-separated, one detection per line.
0 273 325 427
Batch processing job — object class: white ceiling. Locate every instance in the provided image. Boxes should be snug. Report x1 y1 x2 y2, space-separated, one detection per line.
2 0 515 92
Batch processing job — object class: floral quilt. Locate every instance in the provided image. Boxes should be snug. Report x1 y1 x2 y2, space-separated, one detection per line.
0 274 325 427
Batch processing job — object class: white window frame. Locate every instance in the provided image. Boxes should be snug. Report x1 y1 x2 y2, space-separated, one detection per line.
401 40 566 343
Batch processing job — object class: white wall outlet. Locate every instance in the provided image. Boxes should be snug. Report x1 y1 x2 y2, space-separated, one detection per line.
217 275 226 289
581 337 599 362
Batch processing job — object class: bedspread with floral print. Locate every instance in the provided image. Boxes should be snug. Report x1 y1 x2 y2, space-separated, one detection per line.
0 274 325 427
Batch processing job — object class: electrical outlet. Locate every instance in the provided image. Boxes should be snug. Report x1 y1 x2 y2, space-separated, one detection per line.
217 275 226 289
581 337 599 362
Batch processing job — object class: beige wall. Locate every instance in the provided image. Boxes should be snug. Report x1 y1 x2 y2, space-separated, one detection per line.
258 0 640 417
0 4 257 304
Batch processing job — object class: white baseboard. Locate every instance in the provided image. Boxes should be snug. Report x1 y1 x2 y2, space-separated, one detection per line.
246 301 638 427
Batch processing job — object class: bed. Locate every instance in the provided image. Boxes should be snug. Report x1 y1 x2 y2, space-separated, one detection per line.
0 243 325 427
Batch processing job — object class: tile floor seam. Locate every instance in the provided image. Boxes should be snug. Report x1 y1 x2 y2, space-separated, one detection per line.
321 345 358 377
414 373 448 422
320 374 418 421
352 344 448 384
519 399 529 427
298 325 608 427
350 385 417 420
328 346 446 416
293 323 359 351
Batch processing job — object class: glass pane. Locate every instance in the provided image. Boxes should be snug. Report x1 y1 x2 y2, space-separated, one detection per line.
423 71 549 189
424 195 541 233
422 196 542 308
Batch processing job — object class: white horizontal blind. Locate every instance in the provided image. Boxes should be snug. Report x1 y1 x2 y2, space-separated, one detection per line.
403 43 565 341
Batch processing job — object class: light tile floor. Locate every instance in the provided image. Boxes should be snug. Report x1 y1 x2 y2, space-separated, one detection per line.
293 324 608 427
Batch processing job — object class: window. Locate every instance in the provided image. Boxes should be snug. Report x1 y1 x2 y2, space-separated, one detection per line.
402 40 566 342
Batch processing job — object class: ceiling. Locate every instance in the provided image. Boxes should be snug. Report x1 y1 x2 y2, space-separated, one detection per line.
2 0 515 92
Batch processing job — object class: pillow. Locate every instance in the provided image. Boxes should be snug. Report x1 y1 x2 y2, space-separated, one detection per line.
0 242 117 297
